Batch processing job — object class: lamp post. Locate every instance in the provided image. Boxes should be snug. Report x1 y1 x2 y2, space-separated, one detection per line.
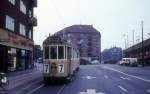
132 29 135 46
123 34 127 49
141 21 144 67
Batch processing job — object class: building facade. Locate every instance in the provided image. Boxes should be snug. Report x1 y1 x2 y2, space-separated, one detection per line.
0 0 37 72
124 38 150 66
101 47 122 63
33 45 43 60
54 25 101 62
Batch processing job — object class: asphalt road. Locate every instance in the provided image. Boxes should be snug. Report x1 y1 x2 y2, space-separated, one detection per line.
27 64 150 94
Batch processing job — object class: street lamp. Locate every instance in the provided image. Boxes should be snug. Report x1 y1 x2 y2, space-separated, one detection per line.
132 29 135 46
141 21 144 67
123 34 127 49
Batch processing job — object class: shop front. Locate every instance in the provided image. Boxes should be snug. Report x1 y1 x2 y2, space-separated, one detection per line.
0 29 33 72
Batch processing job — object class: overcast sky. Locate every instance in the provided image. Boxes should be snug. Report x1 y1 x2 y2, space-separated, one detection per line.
34 0 150 50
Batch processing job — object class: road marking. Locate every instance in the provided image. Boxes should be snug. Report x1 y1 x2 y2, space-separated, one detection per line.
87 89 96 93
120 77 131 80
57 84 66 94
104 75 108 79
27 84 44 94
118 85 127 92
104 66 150 83
78 89 105 94
147 89 150 93
82 76 96 80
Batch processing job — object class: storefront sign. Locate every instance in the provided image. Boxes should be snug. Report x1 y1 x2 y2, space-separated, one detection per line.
0 29 33 50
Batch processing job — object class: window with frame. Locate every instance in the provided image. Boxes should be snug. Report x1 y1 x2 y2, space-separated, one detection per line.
5 15 15 31
50 46 57 59
29 10 32 17
58 46 64 59
19 24 26 36
29 30 32 39
8 0 15 5
44 46 49 59
20 0 26 14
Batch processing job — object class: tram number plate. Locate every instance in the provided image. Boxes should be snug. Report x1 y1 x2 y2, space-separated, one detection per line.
44 64 49 73
58 64 64 73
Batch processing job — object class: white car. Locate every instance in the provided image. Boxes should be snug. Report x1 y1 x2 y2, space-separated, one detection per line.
91 60 99 64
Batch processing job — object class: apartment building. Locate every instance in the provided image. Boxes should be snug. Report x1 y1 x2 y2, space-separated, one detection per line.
0 0 37 72
54 25 101 62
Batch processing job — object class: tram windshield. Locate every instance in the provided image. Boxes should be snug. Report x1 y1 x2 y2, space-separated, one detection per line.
44 46 67 60
50 46 57 59
58 46 64 59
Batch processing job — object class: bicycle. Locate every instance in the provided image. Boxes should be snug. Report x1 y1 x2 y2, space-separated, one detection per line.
0 72 9 91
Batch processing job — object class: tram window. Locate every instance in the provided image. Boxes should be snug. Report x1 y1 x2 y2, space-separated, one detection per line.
67 47 71 59
50 46 57 59
65 46 67 59
58 46 64 59
44 46 49 59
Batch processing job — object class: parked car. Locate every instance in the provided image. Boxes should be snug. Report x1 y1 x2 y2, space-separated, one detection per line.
91 60 99 65
119 58 138 67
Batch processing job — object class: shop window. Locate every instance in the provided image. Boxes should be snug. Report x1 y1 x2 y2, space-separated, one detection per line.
50 46 57 59
44 46 49 59
21 50 25 56
58 46 64 59
8 48 17 71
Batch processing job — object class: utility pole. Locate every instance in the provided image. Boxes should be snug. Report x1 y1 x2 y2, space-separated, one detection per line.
123 34 127 49
132 29 135 46
127 35 129 48
141 21 144 67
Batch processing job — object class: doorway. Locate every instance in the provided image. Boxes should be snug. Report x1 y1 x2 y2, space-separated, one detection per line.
0 45 8 72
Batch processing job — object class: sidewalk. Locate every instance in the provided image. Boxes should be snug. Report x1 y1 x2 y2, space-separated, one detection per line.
7 63 43 77
4 63 43 94
7 68 36 78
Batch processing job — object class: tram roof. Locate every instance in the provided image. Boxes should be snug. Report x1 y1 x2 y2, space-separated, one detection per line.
43 35 71 46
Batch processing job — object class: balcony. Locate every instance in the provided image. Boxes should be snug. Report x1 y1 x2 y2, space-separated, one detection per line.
30 0 37 7
28 16 37 26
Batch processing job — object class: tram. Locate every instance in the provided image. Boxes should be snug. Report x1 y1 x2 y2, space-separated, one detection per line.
43 35 80 83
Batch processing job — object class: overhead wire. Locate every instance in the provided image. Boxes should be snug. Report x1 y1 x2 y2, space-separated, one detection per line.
49 0 66 28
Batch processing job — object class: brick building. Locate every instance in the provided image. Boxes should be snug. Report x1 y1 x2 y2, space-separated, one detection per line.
54 25 101 62
0 0 37 72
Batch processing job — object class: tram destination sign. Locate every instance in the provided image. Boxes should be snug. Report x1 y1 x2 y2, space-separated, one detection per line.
44 36 66 44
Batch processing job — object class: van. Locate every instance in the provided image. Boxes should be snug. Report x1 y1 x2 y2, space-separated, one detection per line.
119 58 138 67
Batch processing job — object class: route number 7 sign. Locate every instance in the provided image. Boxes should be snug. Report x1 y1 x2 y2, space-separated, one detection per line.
58 64 64 73
44 64 49 73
